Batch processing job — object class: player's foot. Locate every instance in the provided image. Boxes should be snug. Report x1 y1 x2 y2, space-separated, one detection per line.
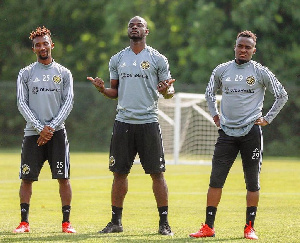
244 221 258 240
98 222 123 233
158 222 174 236
13 222 30 233
189 223 215 238
62 221 76 233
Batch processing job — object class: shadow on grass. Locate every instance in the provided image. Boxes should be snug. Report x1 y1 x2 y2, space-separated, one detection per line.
0 231 247 242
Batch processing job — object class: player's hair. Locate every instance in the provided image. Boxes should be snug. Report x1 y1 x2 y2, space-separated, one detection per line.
29 26 51 41
129 16 148 28
237 30 257 43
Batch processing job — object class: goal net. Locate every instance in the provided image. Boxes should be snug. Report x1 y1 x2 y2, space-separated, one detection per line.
158 92 221 164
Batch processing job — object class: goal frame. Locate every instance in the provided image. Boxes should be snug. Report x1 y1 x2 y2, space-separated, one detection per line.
158 92 222 164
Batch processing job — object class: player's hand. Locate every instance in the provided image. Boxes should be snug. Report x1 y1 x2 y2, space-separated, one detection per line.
158 79 175 98
213 115 220 128
255 117 269 126
87 76 105 93
37 125 55 146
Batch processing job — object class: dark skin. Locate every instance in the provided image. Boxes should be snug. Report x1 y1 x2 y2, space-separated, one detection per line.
19 34 72 210
87 16 174 209
31 35 56 146
213 36 268 128
87 16 175 99
209 36 266 211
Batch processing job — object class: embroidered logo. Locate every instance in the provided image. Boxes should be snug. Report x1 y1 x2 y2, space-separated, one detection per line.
22 164 30 175
246 76 256 86
109 156 115 167
53 75 62 84
33 77 40 82
140 61 150 70
32 87 39 94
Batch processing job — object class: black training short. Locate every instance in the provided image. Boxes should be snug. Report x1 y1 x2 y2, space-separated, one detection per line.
209 125 263 192
109 120 166 174
19 129 70 181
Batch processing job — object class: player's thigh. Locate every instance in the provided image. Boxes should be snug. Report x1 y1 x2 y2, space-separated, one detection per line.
240 125 263 191
210 129 239 188
48 129 70 179
136 122 165 174
20 135 46 181
109 121 136 174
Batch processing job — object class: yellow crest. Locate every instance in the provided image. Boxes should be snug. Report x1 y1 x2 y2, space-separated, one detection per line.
246 76 256 86
109 156 115 167
22 164 30 175
140 61 150 70
53 75 62 84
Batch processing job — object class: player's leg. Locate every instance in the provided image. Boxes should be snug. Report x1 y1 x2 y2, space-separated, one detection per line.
240 124 262 239
99 121 135 233
14 135 45 233
137 122 173 235
19 179 33 222
190 129 239 238
111 172 128 208
48 129 76 233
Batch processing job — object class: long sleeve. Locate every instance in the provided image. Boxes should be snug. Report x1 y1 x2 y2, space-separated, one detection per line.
17 68 44 133
261 68 288 124
49 70 74 129
205 67 221 118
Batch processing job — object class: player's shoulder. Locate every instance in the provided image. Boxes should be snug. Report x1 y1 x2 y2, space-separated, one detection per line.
112 46 130 59
214 60 234 73
250 60 273 75
18 62 38 76
145 45 169 66
52 61 71 73
145 45 166 58
109 46 131 64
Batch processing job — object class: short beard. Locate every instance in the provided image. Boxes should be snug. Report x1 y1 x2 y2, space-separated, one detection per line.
236 58 249 65
39 55 49 60
128 34 143 41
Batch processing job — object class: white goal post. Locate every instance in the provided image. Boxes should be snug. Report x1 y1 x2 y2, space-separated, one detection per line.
158 92 222 164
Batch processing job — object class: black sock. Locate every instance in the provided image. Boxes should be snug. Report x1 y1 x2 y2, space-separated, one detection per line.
62 205 71 223
158 206 168 225
246 206 257 227
205 206 217 229
111 206 123 225
20 203 29 223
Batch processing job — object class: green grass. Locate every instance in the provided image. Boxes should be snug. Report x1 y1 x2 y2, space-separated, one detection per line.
0 152 299 242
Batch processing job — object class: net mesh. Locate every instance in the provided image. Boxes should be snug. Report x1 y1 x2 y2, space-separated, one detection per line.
158 93 221 164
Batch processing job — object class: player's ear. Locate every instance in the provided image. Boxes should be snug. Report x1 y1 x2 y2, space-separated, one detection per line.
253 47 256 54
145 28 149 36
51 42 55 49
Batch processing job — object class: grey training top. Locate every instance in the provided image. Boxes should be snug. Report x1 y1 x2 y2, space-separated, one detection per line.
109 45 171 124
17 61 74 136
205 60 288 137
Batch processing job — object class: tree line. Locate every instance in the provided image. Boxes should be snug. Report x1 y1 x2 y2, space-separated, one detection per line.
0 0 299 156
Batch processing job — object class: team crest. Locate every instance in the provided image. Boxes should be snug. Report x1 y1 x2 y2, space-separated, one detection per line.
140 61 150 70
32 86 39 94
109 156 115 167
246 76 256 86
53 75 62 84
22 164 30 175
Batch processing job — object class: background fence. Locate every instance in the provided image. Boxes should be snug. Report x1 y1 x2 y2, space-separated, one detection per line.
0 82 299 157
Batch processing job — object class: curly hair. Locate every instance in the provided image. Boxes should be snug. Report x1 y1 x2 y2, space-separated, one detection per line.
29 26 51 41
237 30 257 43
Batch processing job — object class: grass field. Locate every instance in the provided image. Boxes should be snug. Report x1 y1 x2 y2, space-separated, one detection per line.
0 152 299 242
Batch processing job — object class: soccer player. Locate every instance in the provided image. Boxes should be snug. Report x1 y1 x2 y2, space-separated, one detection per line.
189 30 288 240
14 26 76 233
87 16 175 236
